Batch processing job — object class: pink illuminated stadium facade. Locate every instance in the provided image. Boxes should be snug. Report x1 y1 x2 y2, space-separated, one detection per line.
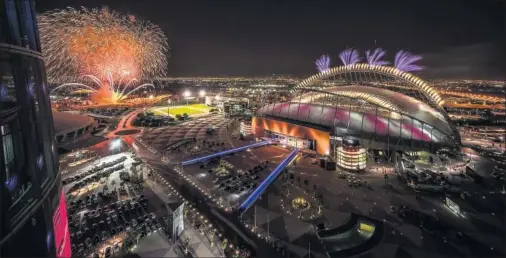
253 63 460 160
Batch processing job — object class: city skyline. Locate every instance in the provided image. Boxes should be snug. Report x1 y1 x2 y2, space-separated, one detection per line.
36 0 505 79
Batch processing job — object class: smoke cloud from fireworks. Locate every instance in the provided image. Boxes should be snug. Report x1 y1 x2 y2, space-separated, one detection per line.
394 50 423 72
39 7 169 104
315 55 331 72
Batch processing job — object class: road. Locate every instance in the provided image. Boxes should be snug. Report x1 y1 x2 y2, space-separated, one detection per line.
132 137 282 258
107 109 145 138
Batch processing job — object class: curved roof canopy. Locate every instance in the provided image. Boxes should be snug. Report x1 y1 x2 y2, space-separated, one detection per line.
296 63 444 107
293 86 451 135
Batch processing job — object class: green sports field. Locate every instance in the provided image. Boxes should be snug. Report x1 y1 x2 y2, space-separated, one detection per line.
150 104 212 117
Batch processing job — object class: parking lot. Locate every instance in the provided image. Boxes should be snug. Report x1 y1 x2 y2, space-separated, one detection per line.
62 152 172 257
176 144 291 208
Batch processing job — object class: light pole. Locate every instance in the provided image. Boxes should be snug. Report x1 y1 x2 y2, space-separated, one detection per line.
199 90 206 103
183 90 191 105
167 99 171 117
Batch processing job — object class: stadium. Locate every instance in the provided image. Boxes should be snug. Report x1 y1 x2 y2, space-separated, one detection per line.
252 63 461 170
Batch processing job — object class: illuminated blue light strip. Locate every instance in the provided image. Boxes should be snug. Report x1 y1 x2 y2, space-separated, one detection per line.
181 141 272 166
239 148 298 211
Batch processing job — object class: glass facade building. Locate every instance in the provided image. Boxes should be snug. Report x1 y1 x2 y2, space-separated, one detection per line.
0 0 65 257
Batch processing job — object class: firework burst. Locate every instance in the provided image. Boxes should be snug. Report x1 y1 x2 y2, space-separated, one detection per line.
315 55 331 73
394 50 423 72
339 48 362 66
38 7 169 104
365 48 389 66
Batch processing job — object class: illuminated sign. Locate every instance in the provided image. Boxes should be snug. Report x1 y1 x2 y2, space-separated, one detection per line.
53 191 71 258
359 223 375 233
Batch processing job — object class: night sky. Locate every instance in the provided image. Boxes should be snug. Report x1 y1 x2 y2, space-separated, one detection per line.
36 0 505 79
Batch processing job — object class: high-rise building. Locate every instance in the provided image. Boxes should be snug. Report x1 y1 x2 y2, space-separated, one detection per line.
0 0 69 257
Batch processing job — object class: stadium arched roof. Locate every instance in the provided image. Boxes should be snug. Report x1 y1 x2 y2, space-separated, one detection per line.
296 63 444 107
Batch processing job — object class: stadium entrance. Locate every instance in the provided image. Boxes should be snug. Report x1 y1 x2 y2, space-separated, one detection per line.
265 130 316 151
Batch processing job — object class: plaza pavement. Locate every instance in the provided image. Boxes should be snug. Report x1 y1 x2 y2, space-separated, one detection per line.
133 177 224 258
241 153 506 258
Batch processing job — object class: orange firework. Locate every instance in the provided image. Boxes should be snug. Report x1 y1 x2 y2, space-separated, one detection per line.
69 26 141 82
39 7 169 104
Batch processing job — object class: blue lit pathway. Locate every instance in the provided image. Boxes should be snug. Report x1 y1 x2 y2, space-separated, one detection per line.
239 148 299 212
180 140 273 166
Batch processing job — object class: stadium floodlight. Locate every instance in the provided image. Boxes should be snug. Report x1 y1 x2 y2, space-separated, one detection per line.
365 48 389 66
199 90 206 97
394 50 423 72
183 90 191 98
339 48 362 66
315 55 330 72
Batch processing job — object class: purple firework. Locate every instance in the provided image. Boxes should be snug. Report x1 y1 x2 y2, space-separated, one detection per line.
365 48 389 66
315 55 330 72
339 48 362 66
394 50 423 72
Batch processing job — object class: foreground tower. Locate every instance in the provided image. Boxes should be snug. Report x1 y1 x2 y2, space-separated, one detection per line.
0 0 69 257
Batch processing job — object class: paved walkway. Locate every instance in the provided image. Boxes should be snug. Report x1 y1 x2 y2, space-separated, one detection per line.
142 174 224 258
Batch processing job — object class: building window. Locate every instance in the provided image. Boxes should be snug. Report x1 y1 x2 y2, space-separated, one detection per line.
0 59 17 103
2 121 31 205
5 0 22 46
20 0 38 50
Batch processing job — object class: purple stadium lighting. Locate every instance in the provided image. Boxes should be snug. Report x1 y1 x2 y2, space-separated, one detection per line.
394 50 423 72
315 54 330 72
339 48 362 66
365 48 389 66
